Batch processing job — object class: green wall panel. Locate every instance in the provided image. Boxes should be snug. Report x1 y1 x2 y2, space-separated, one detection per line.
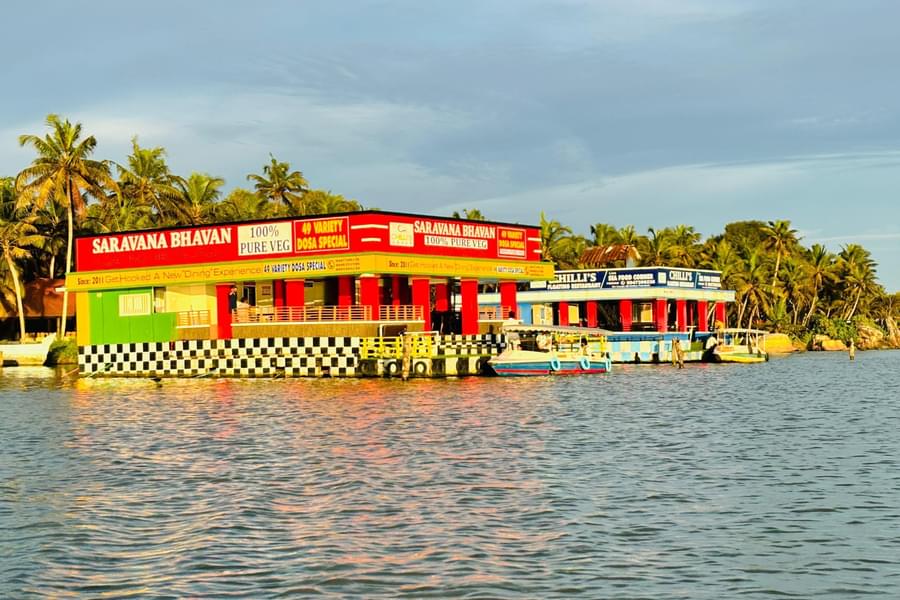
88 288 177 345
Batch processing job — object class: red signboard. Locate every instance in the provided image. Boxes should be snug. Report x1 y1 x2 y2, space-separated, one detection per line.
75 212 543 272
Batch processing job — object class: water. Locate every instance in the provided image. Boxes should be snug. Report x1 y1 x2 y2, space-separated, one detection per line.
2 352 899 599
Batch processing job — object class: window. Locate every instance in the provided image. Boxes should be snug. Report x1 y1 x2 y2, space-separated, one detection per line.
119 293 151 316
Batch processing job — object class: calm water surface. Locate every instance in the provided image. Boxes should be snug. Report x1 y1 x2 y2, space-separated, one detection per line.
1 351 899 598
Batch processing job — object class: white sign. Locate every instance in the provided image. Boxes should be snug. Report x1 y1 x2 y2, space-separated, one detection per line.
237 222 293 256
389 222 414 247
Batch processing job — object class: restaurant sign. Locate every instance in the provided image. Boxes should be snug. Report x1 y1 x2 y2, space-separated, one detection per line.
531 268 723 291
76 213 544 272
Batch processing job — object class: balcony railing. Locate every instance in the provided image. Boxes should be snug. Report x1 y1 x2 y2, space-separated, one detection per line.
176 310 211 327
379 305 425 321
233 305 372 323
176 304 427 326
478 306 514 320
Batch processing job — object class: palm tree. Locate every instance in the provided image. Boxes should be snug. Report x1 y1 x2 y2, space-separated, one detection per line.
761 219 798 291
0 189 47 340
640 227 674 266
247 154 308 212
801 244 835 326
16 114 117 338
698 237 742 291
616 225 642 247
172 173 224 225
451 208 486 220
539 211 574 267
215 188 274 223
590 223 618 246
302 189 362 215
85 190 156 233
116 137 183 226
669 224 701 267
734 248 769 329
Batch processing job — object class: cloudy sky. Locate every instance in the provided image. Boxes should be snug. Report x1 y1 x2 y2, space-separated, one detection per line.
2 0 899 290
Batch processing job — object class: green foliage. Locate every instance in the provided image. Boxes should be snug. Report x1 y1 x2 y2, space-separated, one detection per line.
46 337 78 365
808 315 857 343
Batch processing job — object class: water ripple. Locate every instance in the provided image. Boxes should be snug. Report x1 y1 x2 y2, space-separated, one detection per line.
2 352 900 597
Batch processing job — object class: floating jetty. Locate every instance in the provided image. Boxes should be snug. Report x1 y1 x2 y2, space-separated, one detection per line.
69 210 739 379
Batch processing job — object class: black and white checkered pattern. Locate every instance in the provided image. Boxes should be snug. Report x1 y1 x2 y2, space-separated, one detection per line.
79 336 361 378
78 334 502 378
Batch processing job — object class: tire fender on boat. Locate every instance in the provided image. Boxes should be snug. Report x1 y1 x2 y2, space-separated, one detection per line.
385 359 401 377
579 356 591 370
549 357 561 372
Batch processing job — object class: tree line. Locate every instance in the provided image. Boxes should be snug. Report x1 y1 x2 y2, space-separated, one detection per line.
1 114 898 346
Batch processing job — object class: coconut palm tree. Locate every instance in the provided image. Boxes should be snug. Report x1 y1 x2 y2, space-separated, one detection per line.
85 190 156 233
172 173 224 225
116 137 183 226
16 114 117 338
698 237 742 291
616 225 642 248
539 211 574 267
801 244 836 326
734 248 769 329
0 189 47 340
303 189 362 215
669 224 702 267
215 188 274 223
590 223 618 246
835 244 878 321
247 154 309 212
761 219 798 291
640 227 674 266
451 208 486 220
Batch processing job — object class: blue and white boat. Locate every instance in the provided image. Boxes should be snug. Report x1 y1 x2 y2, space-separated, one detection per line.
490 325 613 376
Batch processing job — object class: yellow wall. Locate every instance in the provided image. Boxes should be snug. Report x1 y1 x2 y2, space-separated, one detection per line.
76 292 91 345
164 284 218 325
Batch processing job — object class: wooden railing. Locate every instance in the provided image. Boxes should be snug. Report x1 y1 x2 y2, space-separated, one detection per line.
176 310 211 327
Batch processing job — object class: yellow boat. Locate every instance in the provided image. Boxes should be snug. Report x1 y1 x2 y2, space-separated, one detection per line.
705 328 769 363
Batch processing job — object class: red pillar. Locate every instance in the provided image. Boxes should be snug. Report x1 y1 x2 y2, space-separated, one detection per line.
391 275 402 307
499 281 517 319
434 280 449 311
285 279 306 306
676 299 687 332
338 275 354 306
273 279 285 308
586 301 598 328
656 299 668 332
558 301 570 326
619 299 633 332
411 277 431 330
215 283 233 339
460 278 479 335
715 302 727 329
359 275 380 320
697 300 709 332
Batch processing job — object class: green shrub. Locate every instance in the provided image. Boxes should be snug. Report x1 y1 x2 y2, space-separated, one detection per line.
46 337 78 365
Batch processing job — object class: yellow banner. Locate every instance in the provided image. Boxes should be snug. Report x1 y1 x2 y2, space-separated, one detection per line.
66 253 554 291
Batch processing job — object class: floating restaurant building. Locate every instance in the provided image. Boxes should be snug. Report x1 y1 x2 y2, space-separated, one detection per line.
476 266 735 363
69 211 553 377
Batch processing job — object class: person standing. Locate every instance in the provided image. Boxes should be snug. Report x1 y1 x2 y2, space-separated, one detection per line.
849 339 856 360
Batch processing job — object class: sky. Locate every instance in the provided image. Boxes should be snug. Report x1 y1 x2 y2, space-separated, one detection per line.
2 0 899 291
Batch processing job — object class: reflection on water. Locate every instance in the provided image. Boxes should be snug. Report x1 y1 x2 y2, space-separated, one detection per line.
2 352 900 598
